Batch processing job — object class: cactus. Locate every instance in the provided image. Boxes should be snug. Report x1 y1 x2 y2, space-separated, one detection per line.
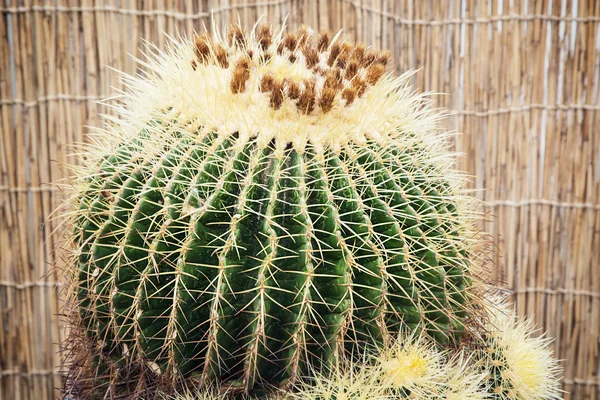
64 23 484 396
476 298 562 400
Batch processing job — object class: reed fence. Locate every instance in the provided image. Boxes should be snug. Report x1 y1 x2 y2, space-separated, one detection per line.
1 0 598 399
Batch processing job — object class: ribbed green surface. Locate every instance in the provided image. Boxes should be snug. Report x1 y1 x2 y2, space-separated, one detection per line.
74 128 472 391
481 339 514 399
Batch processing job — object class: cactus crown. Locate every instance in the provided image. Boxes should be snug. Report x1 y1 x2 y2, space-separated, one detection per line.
114 23 439 153
65 23 484 398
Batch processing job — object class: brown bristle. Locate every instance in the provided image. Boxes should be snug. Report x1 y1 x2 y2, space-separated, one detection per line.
319 86 337 113
298 79 316 114
260 74 275 93
288 53 297 63
191 60 197 70
194 33 212 63
366 63 385 85
352 44 366 64
287 80 301 100
336 52 349 68
363 49 378 66
297 26 311 46
302 46 319 68
317 30 331 52
258 24 272 50
230 58 251 94
327 42 342 67
324 69 343 90
277 42 285 55
377 50 391 66
333 67 343 82
238 57 251 69
283 33 298 51
214 44 229 68
269 80 285 110
345 61 359 80
341 87 357 106
352 77 367 97
246 49 254 60
227 25 246 48
260 51 272 64
336 43 353 68
230 69 248 93
312 66 326 75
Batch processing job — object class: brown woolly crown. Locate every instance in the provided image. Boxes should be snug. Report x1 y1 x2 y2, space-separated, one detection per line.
192 24 390 115
109 23 431 152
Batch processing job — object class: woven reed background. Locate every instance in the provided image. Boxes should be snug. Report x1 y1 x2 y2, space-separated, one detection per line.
1 0 599 399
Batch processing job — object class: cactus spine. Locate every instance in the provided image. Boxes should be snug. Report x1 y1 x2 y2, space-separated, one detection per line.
66 23 481 396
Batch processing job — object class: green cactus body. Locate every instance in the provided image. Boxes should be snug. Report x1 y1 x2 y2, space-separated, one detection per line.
74 133 472 388
67 24 478 395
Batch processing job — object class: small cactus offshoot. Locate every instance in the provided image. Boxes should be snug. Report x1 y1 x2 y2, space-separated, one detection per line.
476 297 563 400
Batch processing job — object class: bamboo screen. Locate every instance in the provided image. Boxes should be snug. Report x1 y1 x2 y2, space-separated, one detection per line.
1 1 598 399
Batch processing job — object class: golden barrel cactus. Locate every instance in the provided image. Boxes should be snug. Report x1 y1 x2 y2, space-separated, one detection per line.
61 23 560 399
